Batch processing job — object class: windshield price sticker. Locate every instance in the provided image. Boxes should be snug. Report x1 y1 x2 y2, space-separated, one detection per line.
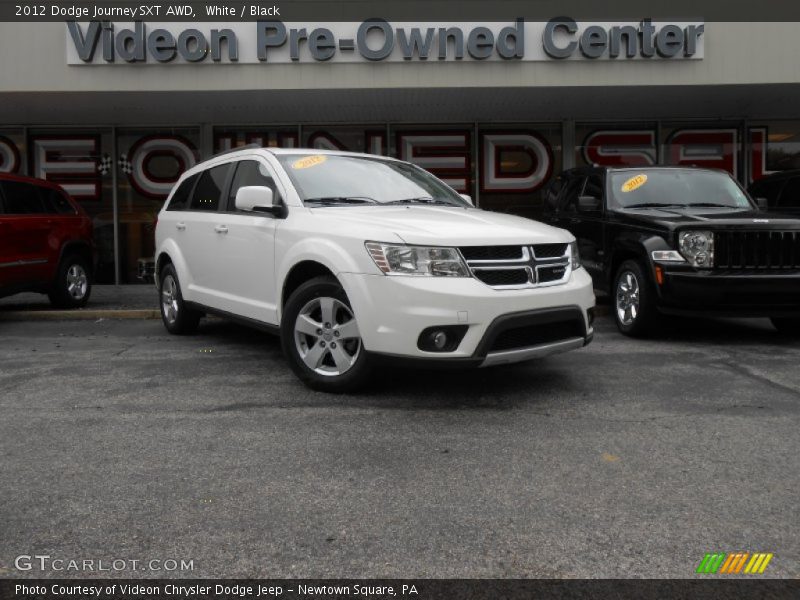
292 155 327 169
621 174 648 192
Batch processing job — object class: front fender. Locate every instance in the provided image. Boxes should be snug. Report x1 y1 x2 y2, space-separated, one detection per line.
276 237 380 323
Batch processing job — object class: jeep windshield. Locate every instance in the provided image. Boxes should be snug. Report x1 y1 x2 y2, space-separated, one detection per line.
608 168 754 210
277 154 469 208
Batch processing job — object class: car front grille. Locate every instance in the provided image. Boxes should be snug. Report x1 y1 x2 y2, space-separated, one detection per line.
458 244 571 289
714 231 800 270
489 320 585 353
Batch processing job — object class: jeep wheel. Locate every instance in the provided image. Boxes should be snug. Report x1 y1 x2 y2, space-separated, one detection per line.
49 254 92 309
281 276 371 393
613 260 658 337
159 264 201 335
771 317 800 336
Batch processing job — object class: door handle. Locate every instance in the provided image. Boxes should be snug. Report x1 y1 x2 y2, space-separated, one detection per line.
176 222 186 231
214 225 228 234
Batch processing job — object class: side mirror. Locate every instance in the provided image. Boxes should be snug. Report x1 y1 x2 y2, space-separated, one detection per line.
235 186 276 213
756 197 768 210
459 193 474 206
578 195 601 212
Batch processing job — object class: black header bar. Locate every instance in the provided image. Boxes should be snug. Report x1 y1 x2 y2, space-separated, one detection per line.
1 579 799 600
3 0 800 21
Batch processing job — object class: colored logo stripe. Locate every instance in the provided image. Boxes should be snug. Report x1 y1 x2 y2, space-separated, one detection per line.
696 552 773 574
720 552 749 574
697 553 726 573
745 553 774 574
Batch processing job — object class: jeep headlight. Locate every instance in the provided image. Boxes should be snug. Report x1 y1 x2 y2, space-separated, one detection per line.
570 241 582 269
678 230 715 268
365 242 470 276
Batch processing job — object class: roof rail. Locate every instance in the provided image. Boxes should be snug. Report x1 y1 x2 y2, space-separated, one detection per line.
209 143 263 159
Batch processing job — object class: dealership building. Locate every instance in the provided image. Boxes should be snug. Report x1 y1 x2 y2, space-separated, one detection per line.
1 18 799 283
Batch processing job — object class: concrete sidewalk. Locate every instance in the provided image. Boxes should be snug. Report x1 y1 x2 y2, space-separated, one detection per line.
0 285 159 320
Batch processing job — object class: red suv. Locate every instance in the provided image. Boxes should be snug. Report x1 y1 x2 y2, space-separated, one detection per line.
0 173 95 308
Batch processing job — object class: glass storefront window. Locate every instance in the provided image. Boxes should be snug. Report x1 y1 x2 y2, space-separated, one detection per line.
0 129 25 174
477 123 561 217
116 128 200 283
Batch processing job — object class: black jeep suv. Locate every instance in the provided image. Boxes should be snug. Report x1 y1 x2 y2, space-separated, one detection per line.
542 166 800 336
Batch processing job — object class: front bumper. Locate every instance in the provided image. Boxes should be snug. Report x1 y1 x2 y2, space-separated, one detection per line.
339 269 595 366
657 266 800 317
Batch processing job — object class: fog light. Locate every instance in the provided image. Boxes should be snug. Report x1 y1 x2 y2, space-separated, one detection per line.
417 325 469 352
432 331 448 350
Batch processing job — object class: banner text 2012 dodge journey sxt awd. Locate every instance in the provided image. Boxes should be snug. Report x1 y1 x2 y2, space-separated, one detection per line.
155 148 595 392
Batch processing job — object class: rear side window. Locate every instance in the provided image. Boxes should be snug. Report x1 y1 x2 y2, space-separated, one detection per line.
189 165 230 212
0 180 46 214
167 174 198 211
227 161 280 211
41 188 76 214
543 176 563 213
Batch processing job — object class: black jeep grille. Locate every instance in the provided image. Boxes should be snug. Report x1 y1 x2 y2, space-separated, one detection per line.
714 231 800 270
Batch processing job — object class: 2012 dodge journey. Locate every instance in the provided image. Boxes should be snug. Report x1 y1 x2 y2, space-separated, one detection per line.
155 147 595 392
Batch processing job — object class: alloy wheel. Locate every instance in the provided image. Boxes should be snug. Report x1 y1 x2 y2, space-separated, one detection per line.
66 264 88 300
161 275 179 325
616 271 640 326
294 296 361 376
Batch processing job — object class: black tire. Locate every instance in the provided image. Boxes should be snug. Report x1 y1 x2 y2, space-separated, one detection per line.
281 276 372 393
48 254 92 308
159 263 201 335
771 317 800 336
612 259 659 337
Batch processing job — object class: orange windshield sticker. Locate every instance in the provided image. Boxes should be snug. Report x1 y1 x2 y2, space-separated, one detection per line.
621 174 648 192
292 155 327 169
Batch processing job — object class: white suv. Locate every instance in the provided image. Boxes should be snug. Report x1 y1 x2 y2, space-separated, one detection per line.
155 147 595 392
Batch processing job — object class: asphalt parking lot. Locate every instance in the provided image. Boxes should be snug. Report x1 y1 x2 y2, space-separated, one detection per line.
0 313 798 578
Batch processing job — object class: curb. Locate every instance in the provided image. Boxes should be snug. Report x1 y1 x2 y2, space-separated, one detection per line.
0 309 160 321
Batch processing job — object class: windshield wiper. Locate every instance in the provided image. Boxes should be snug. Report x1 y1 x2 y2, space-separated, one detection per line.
684 202 738 208
384 197 452 206
625 202 687 209
304 196 377 205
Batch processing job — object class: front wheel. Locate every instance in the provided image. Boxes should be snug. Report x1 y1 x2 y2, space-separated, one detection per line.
613 259 659 337
771 317 800 336
49 254 92 308
281 276 372 393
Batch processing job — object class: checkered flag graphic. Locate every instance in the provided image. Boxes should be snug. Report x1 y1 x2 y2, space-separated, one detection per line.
118 153 133 175
97 154 113 176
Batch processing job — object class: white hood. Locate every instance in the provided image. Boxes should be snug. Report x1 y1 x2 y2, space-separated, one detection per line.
309 206 573 246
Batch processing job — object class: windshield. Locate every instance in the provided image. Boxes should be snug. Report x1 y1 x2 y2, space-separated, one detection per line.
277 154 469 207
608 169 754 210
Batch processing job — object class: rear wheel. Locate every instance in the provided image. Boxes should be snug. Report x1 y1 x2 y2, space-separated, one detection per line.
613 259 659 337
281 276 371 393
49 254 92 308
771 317 800 336
159 264 201 335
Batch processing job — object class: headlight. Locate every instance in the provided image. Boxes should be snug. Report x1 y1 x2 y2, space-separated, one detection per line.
651 250 686 263
678 230 715 267
365 242 470 277
570 241 582 269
